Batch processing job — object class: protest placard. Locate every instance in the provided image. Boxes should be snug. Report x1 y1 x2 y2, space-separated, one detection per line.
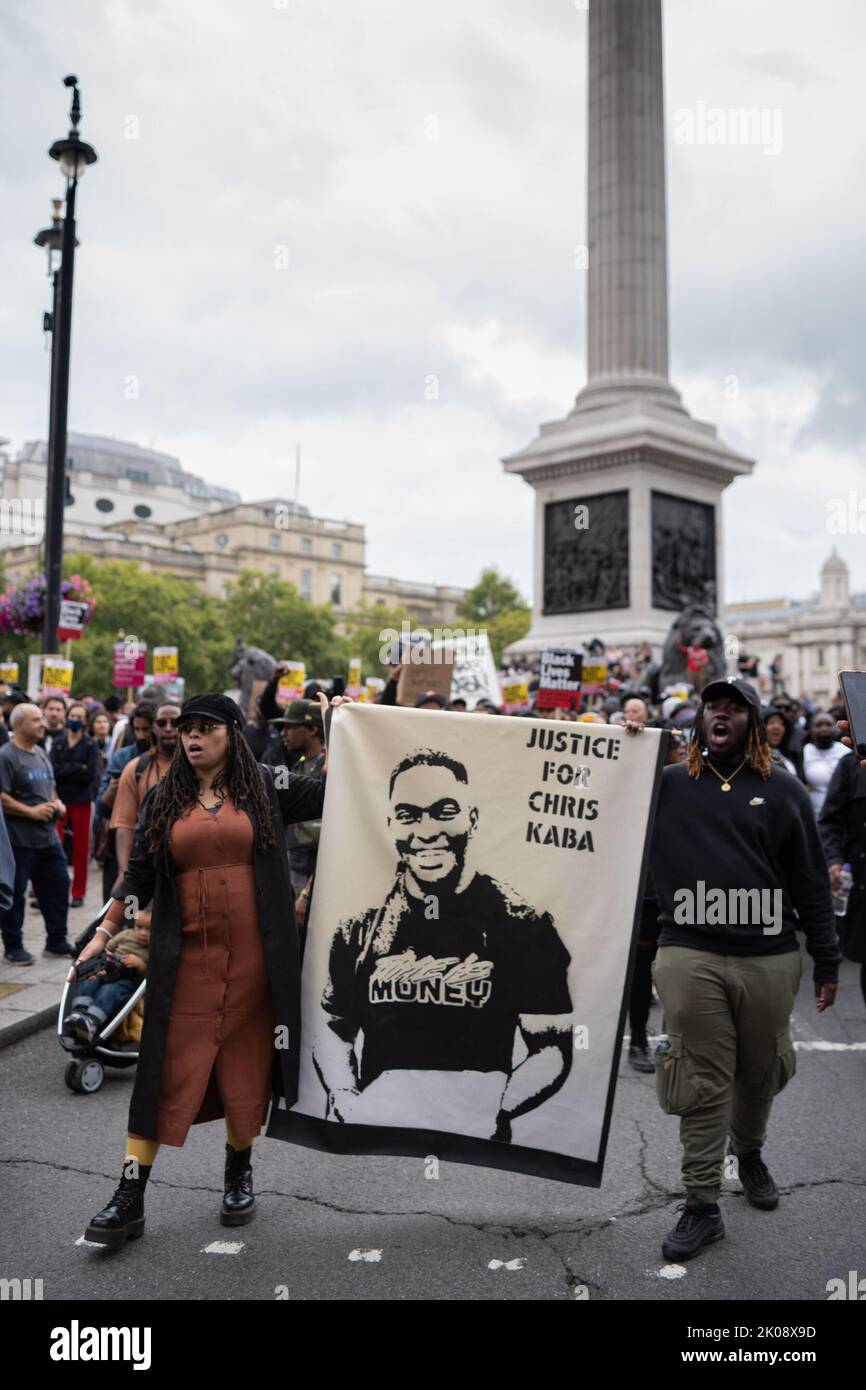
277 661 306 704
395 648 453 707
40 658 74 698
537 649 583 711
347 657 363 700
581 661 608 696
153 647 179 684
429 631 502 710
113 640 147 688
501 677 531 713
56 599 89 642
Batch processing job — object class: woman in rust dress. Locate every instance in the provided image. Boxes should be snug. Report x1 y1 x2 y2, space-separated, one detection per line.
74 693 327 1247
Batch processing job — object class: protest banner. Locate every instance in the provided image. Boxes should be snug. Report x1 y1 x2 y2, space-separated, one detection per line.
268 703 665 1186
277 661 306 704
56 599 89 642
0 661 19 685
395 647 454 707
501 676 530 713
40 657 74 698
537 649 583 711
113 639 147 689
153 646 179 685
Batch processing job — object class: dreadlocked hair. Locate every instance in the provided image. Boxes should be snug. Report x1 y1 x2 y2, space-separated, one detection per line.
146 723 277 852
687 702 773 781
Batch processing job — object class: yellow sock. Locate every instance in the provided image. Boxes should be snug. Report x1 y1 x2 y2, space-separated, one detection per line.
225 1120 255 1152
125 1135 159 1171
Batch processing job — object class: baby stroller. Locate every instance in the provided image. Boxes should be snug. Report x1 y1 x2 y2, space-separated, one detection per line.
57 899 146 1095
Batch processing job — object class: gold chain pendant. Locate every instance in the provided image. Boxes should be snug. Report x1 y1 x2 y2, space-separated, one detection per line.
721 782 731 791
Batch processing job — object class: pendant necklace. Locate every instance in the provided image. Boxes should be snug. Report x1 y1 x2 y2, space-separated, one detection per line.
706 758 747 793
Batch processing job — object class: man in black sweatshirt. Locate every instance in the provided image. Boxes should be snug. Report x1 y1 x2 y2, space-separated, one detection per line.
648 677 840 1261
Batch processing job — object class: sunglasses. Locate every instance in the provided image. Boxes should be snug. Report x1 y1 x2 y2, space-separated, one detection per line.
155 717 180 728
178 720 223 736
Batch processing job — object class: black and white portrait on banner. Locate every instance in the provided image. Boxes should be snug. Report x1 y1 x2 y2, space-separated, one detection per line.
268 703 666 1186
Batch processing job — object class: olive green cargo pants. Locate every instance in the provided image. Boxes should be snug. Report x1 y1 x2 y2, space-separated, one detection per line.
652 946 802 1203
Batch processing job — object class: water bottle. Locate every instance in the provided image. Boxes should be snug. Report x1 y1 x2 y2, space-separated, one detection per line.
832 864 853 917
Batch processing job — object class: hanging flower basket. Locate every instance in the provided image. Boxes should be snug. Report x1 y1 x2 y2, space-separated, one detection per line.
0 573 96 638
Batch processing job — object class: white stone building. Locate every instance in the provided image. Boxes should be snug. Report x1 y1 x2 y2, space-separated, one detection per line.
725 552 866 704
0 432 239 545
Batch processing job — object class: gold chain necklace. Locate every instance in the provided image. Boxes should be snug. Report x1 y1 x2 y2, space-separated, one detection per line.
705 758 748 793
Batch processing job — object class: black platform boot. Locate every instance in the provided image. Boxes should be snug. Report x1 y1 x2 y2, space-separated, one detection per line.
85 1164 151 1247
221 1143 255 1226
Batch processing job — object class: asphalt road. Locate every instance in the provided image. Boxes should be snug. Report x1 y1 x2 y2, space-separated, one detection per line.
1 957 864 1302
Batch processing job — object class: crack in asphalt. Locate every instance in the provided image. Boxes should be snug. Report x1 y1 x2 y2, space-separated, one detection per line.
3 1154 864 1252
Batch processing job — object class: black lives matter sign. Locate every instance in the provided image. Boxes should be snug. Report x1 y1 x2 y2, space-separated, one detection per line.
537 648 583 711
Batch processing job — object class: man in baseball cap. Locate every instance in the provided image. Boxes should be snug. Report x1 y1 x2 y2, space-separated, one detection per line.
697 676 762 716
269 698 324 742
644 668 839 1262
268 700 325 902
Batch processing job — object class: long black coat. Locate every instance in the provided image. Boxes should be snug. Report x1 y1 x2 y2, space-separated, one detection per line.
819 752 866 964
114 764 325 1139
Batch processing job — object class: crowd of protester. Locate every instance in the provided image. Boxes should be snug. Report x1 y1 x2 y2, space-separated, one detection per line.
0 656 860 1016
1 641 862 1268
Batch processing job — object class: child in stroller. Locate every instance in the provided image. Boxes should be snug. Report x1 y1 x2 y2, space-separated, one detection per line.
63 920 149 1045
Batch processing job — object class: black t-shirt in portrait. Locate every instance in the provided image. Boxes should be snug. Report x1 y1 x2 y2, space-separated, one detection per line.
323 871 572 1088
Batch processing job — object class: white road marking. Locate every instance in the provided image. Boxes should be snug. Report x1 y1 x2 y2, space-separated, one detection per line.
201 1240 244 1254
76 1235 102 1247
488 1258 525 1270
348 1248 382 1262
657 1264 687 1280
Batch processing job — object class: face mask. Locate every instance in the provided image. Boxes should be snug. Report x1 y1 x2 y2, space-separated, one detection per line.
67 718 83 732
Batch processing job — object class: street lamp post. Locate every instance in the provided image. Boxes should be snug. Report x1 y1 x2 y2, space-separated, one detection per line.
33 199 63 577
37 75 97 655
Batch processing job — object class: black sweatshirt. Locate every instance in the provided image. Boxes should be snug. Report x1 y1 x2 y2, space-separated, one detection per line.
649 760 841 983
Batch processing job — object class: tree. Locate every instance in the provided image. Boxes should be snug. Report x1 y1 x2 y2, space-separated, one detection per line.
61 552 231 694
219 571 347 678
341 600 413 678
457 567 531 666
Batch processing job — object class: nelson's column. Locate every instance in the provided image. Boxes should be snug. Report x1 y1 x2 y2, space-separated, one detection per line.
503 0 753 655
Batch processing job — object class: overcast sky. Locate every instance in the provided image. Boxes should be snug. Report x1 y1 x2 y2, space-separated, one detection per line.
2 0 865 606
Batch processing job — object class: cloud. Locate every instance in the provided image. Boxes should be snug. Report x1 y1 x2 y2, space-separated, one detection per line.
2 0 865 610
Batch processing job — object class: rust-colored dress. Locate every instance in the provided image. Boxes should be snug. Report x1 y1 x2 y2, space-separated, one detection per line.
153 799 275 1146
